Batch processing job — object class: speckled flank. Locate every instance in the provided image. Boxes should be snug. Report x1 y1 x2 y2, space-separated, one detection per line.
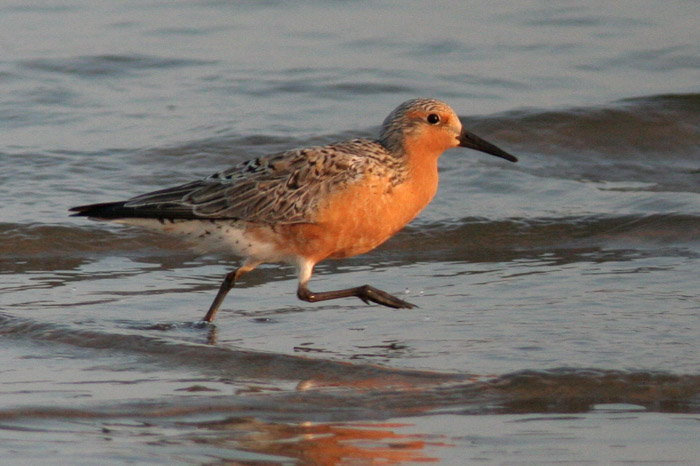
114 218 293 261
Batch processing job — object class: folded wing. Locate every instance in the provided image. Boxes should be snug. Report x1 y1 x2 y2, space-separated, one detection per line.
70 141 381 225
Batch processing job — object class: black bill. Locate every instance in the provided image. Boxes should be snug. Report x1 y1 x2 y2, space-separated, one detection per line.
458 128 518 162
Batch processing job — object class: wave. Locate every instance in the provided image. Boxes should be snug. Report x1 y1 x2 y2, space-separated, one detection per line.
112 93 700 168
399 213 700 251
21 54 213 78
465 93 700 159
3 214 698 274
0 312 454 389
1 310 699 420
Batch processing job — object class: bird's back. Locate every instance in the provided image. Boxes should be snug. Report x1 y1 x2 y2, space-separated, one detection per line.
70 138 407 226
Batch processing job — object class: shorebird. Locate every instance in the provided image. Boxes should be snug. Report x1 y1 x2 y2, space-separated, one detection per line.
70 98 517 322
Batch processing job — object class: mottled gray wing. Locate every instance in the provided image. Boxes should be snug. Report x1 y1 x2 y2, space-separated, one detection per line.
122 140 385 224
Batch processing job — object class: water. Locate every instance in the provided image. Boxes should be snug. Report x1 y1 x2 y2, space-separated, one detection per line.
1 1 699 464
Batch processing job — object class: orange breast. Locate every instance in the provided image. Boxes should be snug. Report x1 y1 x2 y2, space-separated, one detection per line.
263 155 439 263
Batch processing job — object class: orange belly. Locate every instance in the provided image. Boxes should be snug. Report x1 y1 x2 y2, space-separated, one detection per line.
251 163 439 263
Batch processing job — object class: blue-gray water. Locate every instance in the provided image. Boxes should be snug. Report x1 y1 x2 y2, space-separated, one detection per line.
1 1 699 464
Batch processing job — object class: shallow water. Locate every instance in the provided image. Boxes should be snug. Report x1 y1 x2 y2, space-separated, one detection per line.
2 1 700 464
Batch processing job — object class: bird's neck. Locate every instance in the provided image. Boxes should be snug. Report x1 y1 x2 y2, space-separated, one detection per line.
402 146 441 212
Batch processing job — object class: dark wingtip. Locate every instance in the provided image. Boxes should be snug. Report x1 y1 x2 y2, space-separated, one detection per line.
69 205 90 216
70 200 199 220
69 202 127 218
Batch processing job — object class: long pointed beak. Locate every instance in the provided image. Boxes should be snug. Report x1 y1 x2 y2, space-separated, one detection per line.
458 127 517 162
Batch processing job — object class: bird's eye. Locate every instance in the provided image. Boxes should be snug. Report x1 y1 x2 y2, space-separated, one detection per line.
427 113 440 125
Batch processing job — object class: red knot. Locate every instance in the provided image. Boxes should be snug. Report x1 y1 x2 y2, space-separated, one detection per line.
70 98 517 322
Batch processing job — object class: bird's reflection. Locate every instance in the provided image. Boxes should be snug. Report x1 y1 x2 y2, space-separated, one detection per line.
187 416 446 465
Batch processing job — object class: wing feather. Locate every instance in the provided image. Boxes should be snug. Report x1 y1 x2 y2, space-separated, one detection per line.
72 139 397 224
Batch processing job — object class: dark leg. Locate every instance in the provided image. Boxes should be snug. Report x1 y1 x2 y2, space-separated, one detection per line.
297 283 416 309
202 261 258 322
